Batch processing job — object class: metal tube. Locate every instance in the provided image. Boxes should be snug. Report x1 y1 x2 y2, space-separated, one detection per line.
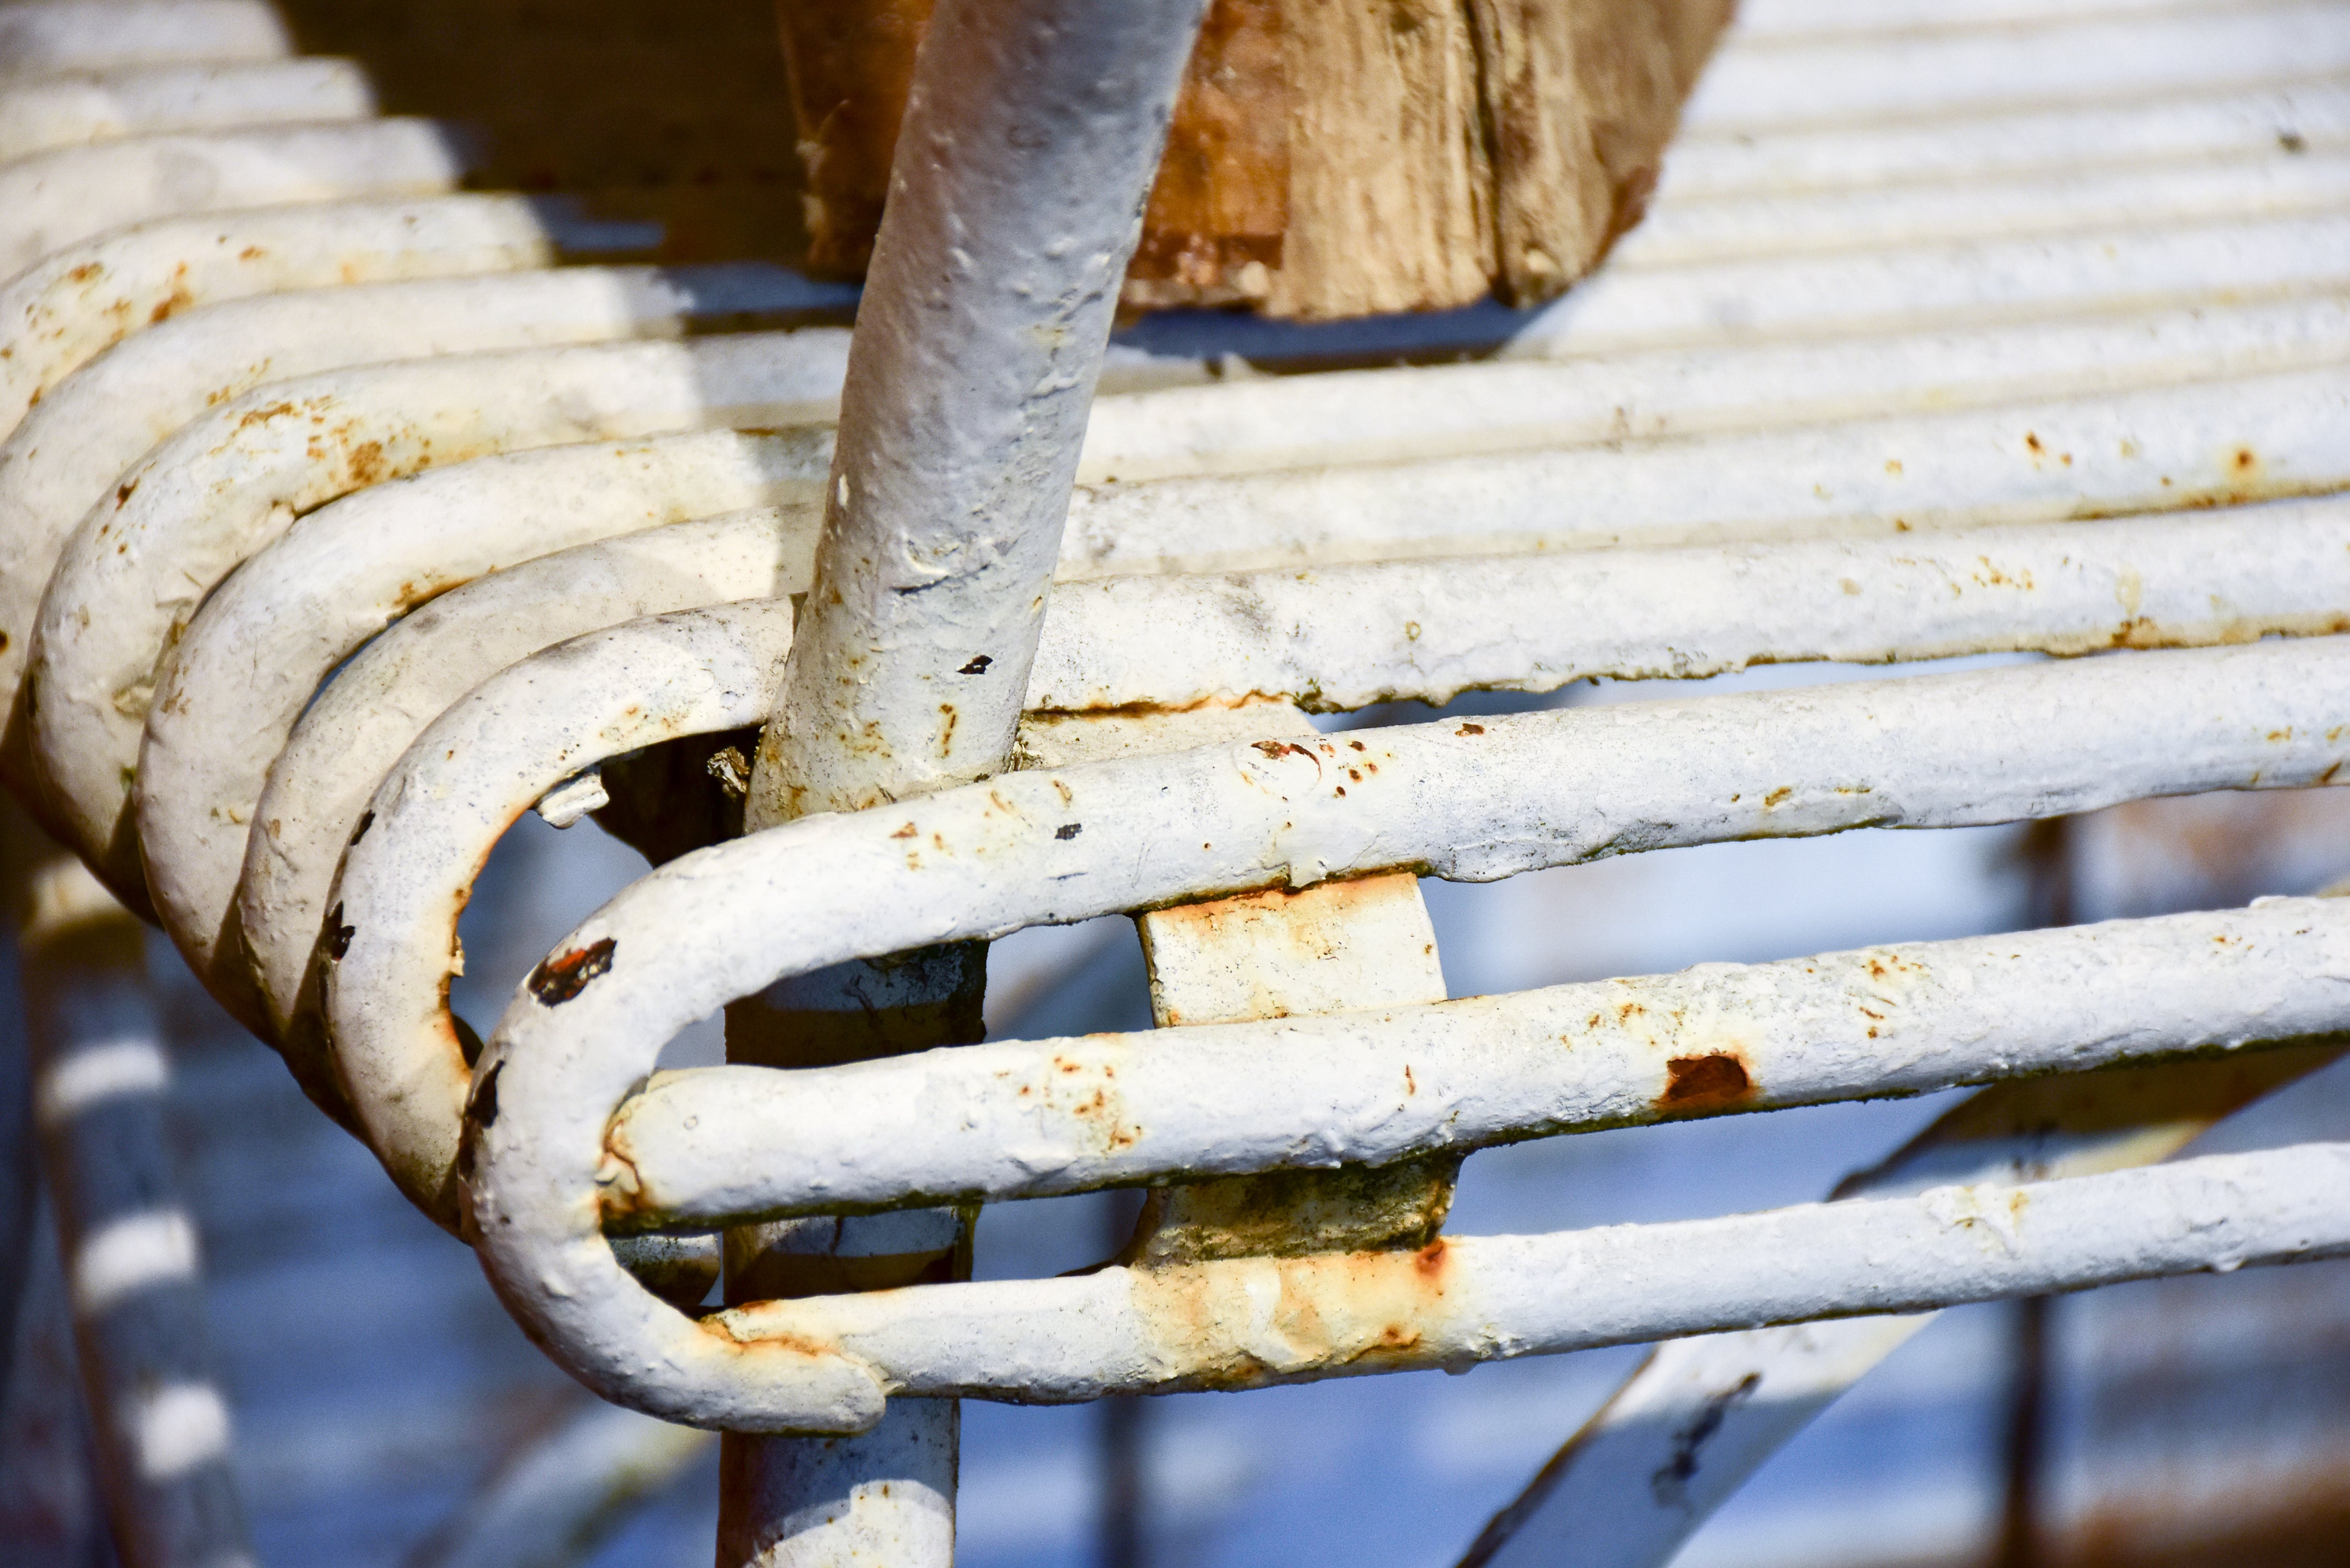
0 2 291 82
10 813 251 1566
721 0 1206 1558
0 59 377 163
0 120 480 279
1452 1047 2347 1568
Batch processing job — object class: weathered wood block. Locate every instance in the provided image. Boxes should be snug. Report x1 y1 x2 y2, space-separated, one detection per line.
780 0 1735 318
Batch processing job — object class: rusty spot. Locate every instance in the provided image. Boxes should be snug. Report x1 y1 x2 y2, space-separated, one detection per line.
1413 1238 1449 1279
2025 432 2044 454
529 937 617 1006
239 245 266 260
1349 740 1366 751
1403 1065 1416 1096
467 1060 501 1128
1762 786 1793 808
1652 1371 1761 1504
1661 1053 1753 1108
1251 739 1313 759
233 399 298 432
890 822 917 838
2236 448 2257 471
325 902 355 961
1456 723 1484 736
958 654 993 674
116 480 136 506
1055 822 1082 839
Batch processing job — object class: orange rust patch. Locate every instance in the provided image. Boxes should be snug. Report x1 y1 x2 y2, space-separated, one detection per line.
1661 1053 1753 1108
234 399 299 432
528 937 616 1006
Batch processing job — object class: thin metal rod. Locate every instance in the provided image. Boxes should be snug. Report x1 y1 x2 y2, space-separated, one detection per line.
719 0 1206 1561
1997 1293 2052 1568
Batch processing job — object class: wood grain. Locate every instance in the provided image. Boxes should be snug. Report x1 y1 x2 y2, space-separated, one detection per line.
778 0 1734 317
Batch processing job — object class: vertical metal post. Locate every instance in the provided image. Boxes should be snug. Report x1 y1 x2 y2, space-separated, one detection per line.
1999 816 2072 1568
721 1 1207 1562
9 813 252 1568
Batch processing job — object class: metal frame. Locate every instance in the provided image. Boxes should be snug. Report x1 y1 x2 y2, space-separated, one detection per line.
7 0 2350 1562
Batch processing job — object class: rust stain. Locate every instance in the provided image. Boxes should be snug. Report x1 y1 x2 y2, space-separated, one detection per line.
233 399 299 432
1762 786 1793 808
1660 1053 1753 1109
529 937 617 1006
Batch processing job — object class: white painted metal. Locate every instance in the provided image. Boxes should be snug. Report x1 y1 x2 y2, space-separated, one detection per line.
2 263 845 725
128 312 2350 1031
23 330 854 900
207 487 2347 1068
605 898 2350 1228
3 0 2347 1554
1658 81 2350 201
12 826 252 1566
1457 1046 2347 1568
727 0 1209 1554
0 59 376 162
1683 3 2350 131
751 0 1209 821
0 120 480 279
0 2 290 82
0 194 635 454
467 1115 2350 1430
1617 152 2350 270
236 493 822 1048
329 599 794 1216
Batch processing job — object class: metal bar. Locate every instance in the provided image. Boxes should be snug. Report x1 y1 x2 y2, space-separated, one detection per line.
0 119 481 278
462 638 2350 1425
718 0 1206 1557
1683 3 2350 132
0 2 291 82
197 482 2350 1068
239 503 822 1051
11 819 252 1565
476 1126 2350 1428
1452 1047 2349 1568
1658 80 2350 200
608 898 2350 1227
0 194 626 455
372 632 2350 1242
1617 152 2350 271
116 333 2350 1025
20 328 856 908
0 59 377 163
